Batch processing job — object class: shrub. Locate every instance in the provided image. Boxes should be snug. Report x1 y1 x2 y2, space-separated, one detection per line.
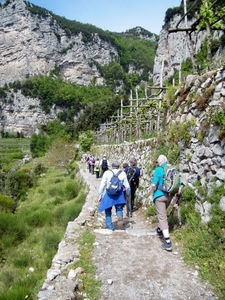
42 232 61 252
25 208 52 227
0 194 14 212
146 204 156 216
34 163 47 175
48 186 63 197
61 199 84 227
64 181 80 200
12 252 33 268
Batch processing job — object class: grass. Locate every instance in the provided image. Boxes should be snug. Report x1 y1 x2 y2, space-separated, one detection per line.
0 162 87 299
146 184 225 299
0 138 30 170
73 230 101 299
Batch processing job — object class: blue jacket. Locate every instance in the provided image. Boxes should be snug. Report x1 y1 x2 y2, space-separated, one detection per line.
98 190 126 212
98 168 130 212
151 162 168 202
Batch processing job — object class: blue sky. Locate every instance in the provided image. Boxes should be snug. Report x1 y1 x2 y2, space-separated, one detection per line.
0 0 182 34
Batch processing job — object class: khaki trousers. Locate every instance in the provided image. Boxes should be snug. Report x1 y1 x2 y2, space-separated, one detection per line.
155 195 173 230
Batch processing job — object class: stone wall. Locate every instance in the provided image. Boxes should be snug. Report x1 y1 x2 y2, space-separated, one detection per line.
94 67 225 222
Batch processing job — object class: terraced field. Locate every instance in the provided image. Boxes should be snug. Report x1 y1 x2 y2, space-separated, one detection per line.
0 138 31 170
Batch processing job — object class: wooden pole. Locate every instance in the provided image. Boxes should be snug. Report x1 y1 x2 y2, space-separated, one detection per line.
157 61 164 131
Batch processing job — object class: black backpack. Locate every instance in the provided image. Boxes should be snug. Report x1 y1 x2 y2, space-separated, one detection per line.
106 170 122 195
126 167 136 183
102 159 108 170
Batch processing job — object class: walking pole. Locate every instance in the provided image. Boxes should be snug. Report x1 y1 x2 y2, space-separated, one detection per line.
169 193 182 226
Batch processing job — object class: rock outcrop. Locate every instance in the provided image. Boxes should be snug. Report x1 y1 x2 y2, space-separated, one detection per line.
0 91 62 136
0 0 118 87
153 14 224 85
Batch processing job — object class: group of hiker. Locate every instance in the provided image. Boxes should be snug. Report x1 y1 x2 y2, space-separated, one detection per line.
91 153 183 253
98 157 141 222
85 154 109 178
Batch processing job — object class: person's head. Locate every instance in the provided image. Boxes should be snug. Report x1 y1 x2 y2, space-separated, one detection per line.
123 162 128 169
157 155 168 166
103 154 106 159
129 157 137 166
111 160 120 169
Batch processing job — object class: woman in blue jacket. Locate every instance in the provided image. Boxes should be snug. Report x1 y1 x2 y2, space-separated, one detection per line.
98 160 130 230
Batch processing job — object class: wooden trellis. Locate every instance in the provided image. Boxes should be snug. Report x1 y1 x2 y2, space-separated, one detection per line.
96 85 167 144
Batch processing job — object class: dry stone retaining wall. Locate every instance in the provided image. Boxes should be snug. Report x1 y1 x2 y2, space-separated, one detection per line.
94 68 225 222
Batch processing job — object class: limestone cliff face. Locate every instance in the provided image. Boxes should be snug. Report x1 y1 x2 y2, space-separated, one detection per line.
153 15 223 85
0 91 63 136
0 0 118 87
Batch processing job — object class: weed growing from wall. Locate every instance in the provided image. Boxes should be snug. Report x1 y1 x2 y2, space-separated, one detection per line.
72 230 101 299
212 106 225 139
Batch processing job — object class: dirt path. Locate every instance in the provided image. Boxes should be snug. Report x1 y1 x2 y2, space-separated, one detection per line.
80 164 218 300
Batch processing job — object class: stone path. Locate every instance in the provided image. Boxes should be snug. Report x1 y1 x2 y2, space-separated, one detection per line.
38 163 218 300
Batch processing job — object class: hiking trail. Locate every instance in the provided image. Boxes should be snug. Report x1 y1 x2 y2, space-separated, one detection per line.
80 163 218 300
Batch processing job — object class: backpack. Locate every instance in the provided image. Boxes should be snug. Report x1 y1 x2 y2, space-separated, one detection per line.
159 164 180 195
106 170 122 195
126 167 136 183
102 159 108 170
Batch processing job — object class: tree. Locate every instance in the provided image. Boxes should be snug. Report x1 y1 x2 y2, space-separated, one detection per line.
79 130 95 152
45 139 76 174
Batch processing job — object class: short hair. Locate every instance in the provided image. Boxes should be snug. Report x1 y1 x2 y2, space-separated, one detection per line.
129 157 137 166
123 162 128 169
157 155 168 165
111 160 120 168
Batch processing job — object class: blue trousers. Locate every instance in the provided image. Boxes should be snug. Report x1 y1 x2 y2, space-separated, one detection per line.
105 204 123 230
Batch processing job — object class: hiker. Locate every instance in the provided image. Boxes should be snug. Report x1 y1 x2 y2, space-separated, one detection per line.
151 155 182 252
98 160 130 230
100 155 108 176
94 158 100 179
124 158 140 214
122 162 128 171
85 154 91 172
88 155 95 174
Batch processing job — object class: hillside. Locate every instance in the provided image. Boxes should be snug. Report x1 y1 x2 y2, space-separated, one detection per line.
0 0 157 137
0 0 157 89
0 0 224 138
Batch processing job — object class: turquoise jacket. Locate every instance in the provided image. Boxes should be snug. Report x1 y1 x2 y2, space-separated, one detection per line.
151 162 168 202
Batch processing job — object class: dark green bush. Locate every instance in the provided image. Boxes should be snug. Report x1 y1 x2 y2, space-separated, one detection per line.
25 208 52 227
0 194 14 212
64 181 80 200
42 232 61 251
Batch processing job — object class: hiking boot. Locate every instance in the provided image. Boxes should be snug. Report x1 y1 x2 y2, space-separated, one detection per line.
161 240 173 251
117 216 124 229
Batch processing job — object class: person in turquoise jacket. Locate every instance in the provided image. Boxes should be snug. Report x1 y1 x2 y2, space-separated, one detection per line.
152 155 182 252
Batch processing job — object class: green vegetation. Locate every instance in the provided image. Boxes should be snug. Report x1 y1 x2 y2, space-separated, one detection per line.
177 199 225 299
73 230 101 299
164 0 225 26
0 161 86 299
146 178 225 299
24 1 157 92
0 138 30 171
211 105 225 139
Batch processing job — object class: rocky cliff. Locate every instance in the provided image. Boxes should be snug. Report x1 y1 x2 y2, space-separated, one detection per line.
153 14 224 85
0 0 118 87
